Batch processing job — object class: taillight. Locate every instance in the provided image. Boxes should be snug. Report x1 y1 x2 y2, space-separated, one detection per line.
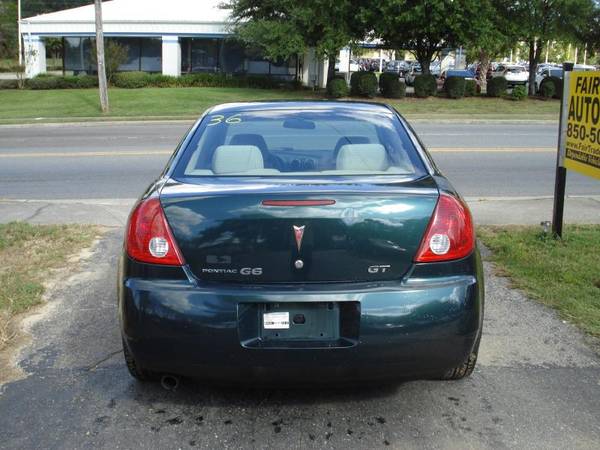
414 194 474 263
126 197 184 266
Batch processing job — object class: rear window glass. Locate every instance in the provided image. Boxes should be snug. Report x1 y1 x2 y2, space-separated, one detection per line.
173 108 427 177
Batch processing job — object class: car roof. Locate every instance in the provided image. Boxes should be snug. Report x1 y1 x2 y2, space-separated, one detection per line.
206 101 397 116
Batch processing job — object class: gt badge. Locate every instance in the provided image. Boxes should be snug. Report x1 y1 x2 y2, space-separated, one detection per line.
293 225 305 251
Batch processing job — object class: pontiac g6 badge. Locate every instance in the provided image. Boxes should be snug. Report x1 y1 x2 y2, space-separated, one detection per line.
293 225 305 251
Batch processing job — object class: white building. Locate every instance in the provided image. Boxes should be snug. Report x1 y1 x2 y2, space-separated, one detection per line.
20 0 329 87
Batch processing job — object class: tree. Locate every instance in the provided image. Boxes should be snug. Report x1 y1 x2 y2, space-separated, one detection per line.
461 0 516 92
374 0 481 75
90 39 128 84
226 0 370 81
0 0 18 59
506 0 596 95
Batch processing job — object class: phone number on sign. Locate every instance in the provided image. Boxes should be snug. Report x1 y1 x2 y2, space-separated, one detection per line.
567 123 600 144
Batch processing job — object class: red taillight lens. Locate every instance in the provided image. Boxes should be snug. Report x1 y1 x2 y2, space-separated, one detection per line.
414 194 474 263
126 198 184 266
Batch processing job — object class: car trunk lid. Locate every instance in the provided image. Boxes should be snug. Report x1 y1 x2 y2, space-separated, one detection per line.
160 177 438 283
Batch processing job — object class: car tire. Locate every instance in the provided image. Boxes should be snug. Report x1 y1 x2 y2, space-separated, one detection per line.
441 334 481 380
122 338 156 381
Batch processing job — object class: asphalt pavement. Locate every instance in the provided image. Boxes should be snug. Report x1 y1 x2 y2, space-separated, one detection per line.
1 120 599 199
1 120 599 225
0 231 598 449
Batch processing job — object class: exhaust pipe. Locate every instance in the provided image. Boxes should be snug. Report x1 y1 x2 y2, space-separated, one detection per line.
160 374 180 391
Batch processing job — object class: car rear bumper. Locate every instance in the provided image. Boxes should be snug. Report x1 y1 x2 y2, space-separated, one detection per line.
119 253 484 385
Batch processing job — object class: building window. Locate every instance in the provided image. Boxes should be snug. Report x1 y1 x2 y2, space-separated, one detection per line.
181 38 220 73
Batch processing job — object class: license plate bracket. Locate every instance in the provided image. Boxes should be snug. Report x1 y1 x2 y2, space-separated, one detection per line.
261 302 340 341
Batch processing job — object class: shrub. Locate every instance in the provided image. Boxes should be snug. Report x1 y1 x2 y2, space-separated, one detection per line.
0 79 19 89
26 75 65 90
112 71 149 88
540 79 556 99
350 71 377 97
510 85 527 101
464 79 477 97
63 75 98 88
487 76 508 97
444 76 466 99
379 73 406 98
379 72 397 92
384 78 406 99
326 77 349 98
413 74 437 98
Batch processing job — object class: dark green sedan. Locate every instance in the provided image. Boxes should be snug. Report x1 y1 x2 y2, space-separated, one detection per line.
119 101 484 387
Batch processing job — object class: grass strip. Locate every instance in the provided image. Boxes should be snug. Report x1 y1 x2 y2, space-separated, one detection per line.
479 225 600 337
0 87 559 123
0 222 98 349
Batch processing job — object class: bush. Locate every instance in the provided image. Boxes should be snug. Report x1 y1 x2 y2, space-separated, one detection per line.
464 79 477 97
26 75 65 90
540 79 556 99
413 74 437 98
112 71 149 88
326 77 349 98
0 79 19 89
350 71 377 97
510 85 527 101
444 76 466 99
487 76 508 97
64 75 98 88
3 71 291 90
379 73 406 98
384 78 406 99
378 72 397 92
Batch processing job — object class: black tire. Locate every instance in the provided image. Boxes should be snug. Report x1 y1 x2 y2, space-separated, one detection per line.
122 339 156 381
442 335 481 380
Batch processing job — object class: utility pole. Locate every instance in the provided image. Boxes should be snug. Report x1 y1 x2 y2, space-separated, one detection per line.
17 0 22 65
94 0 109 113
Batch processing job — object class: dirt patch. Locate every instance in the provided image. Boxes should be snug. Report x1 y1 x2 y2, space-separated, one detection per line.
0 229 104 387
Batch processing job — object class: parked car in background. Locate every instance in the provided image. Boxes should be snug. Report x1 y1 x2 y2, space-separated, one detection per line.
491 64 529 87
438 69 481 92
430 61 441 77
535 67 563 92
535 64 597 93
119 101 484 387
405 62 422 86
385 60 409 75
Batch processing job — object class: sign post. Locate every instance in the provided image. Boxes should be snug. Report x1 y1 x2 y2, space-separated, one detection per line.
552 64 600 237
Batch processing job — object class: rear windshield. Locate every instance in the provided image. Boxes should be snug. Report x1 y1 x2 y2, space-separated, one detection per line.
507 66 525 73
173 108 427 177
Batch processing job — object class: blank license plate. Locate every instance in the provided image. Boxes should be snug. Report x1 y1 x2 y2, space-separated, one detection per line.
263 312 290 329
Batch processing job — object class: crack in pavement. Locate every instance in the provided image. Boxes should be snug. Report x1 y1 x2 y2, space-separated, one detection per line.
23 203 50 221
85 349 122 372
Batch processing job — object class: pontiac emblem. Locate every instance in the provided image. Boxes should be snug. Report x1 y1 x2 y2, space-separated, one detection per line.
293 225 305 252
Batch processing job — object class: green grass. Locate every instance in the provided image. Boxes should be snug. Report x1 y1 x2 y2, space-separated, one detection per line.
0 87 560 123
0 222 98 349
479 225 600 337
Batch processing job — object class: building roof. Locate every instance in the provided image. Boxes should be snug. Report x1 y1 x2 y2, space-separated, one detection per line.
21 0 233 37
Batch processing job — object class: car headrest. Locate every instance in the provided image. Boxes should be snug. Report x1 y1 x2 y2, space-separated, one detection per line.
336 144 388 171
229 134 268 153
333 136 371 156
212 145 264 174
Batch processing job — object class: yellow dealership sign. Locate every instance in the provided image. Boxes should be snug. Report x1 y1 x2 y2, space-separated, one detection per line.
564 71 600 180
